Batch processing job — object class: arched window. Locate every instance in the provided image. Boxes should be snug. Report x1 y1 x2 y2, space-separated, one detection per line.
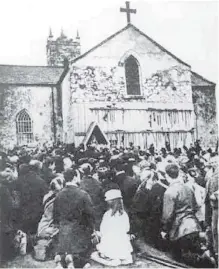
125 55 141 95
16 109 33 145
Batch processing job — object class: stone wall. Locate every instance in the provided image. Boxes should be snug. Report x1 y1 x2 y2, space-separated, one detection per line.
69 64 191 104
0 85 55 149
61 25 195 147
68 25 192 104
192 86 218 149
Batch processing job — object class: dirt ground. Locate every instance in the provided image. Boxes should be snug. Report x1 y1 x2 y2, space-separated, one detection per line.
3 238 181 268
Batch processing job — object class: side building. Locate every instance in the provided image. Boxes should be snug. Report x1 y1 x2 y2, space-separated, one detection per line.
0 65 67 150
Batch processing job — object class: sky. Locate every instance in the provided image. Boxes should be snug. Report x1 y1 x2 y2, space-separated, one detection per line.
0 0 218 84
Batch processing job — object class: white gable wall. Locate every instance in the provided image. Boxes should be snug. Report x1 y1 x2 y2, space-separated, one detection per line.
62 25 194 148
74 26 190 83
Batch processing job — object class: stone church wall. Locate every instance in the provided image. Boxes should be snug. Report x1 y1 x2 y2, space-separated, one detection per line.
68 26 193 104
69 64 191 104
0 85 54 149
61 25 195 147
192 86 218 149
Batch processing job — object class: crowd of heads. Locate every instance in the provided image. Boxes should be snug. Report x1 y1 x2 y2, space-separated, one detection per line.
0 138 218 267
0 139 218 190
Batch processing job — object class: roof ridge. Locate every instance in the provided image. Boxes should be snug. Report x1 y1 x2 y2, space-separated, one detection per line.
71 23 190 67
71 24 130 64
130 24 190 67
0 64 64 69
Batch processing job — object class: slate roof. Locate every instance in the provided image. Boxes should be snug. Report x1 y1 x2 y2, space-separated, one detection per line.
191 71 216 87
0 65 66 85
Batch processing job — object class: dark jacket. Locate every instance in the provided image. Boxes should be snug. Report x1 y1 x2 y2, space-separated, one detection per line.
0 178 20 264
80 175 106 229
0 180 14 233
53 185 95 255
16 170 48 234
162 180 201 241
115 171 141 212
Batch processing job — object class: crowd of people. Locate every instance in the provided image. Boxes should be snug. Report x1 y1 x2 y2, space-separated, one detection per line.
0 139 218 268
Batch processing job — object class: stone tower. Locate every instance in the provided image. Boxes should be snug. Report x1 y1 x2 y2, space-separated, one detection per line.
46 28 81 66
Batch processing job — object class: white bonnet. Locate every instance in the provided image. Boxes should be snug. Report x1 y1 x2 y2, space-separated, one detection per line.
105 189 122 201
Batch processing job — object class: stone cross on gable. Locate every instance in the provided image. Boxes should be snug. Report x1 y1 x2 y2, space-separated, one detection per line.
120 1 136 24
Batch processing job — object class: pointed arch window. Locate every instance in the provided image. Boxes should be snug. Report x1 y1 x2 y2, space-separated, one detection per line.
16 109 33 145
125 55 141 95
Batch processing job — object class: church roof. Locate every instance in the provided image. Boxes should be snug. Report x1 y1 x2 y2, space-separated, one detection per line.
191 71 216 87
0 64 66 85
71 23 191 67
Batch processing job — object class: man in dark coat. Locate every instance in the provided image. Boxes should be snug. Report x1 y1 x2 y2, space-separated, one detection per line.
53 168 95 268
131 172 167 246
113 159 141 212
113 157 141 237
80 164 106 230
0 171 17 264
161 164 205 267
16 161 48 235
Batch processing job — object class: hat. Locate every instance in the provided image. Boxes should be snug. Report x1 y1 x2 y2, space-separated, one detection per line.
29 160 42 170
78 158 88 165
79 163 93 174
88 158 98 164
105 189 122 201
128 157 136 163
188 168 197 177
9 155 19 163
98 167 108 174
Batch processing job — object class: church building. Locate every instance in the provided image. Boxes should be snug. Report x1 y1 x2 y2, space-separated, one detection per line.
0 2 217 150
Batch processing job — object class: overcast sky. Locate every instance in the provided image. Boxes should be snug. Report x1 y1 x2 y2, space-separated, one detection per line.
0 0 218 84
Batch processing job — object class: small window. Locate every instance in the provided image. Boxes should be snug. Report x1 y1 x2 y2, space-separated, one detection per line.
16 110 33 145
125 55 141 95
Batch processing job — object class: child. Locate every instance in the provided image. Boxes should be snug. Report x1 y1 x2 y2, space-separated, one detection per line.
93 189 133 266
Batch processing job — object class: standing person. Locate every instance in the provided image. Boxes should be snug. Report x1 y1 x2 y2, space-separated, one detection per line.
53 168 95 268
205 156 218 265
92 189 133 266
161 164 210 267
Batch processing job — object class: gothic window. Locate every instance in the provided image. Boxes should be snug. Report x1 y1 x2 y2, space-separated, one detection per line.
16 110 33 145
125 55 141 95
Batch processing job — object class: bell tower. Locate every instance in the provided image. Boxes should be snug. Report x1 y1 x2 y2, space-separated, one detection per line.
46 28 81 66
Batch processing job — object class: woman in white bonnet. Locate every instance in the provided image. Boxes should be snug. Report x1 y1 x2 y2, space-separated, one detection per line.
93 189 133 266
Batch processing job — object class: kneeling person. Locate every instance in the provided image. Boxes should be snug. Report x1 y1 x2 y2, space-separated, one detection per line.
161 164 210 267
92 189 133 266
34 176 64 261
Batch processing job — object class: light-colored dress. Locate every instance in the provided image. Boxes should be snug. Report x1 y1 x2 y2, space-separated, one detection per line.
96 209 133 260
